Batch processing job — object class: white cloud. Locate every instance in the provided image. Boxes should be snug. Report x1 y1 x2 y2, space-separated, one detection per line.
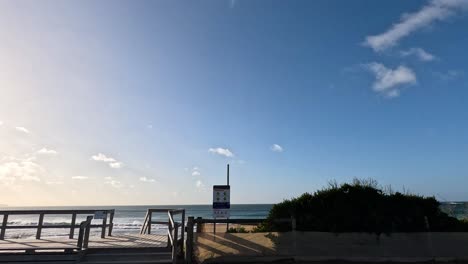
15 127 30 134
91 153 123 169
400 47 436 61
37 148 58 155
0 159 43 185
103 176 125 188
0 121 3 126
192 171 201 176
147 124 153 129
364 0 468 52
209 147 234 157
270 144 284 152
106 180 123 188
139 176 156 182
71 176 89 180
109 162 123 169
366 62 417 97
91 153 116 162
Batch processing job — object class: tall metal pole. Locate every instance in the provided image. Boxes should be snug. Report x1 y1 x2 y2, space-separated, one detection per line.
226 164 230 232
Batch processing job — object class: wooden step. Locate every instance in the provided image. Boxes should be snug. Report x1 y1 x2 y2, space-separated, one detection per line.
83 252 171 261
81 251 172 264
0 253 80 262
80 260 172 264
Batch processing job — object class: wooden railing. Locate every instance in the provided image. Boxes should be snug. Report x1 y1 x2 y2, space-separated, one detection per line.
77 216 93 250
168 209 185 264
140 209 185 264
0 215 93 253
0 209 115 240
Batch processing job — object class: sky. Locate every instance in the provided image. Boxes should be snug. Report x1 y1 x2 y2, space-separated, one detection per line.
1 0 468 206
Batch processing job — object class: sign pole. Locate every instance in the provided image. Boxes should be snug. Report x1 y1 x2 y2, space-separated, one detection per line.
226 164 230 232
213 166 231 234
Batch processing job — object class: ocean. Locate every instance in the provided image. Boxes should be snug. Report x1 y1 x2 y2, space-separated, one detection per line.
1 202 466 239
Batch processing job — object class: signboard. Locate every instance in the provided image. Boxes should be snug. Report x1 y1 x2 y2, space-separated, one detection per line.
213 185 230 219
94 211 106 220
213 208 230 218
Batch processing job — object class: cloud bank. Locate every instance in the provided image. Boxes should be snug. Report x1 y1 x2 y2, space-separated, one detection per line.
270 144 284 152
400 48 436 61
15 127 30 134
364 0 468 51
37 148 58 155
91 153 123 169
366 62 417 98
208 147 234 157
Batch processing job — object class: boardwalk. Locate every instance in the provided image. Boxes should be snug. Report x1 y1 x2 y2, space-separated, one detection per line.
0 234 167 252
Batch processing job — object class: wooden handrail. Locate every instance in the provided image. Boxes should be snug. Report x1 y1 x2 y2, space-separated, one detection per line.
140 208 185 235
0 209 115 240
168 210 178 264
140 208 186 264
0 209 115 215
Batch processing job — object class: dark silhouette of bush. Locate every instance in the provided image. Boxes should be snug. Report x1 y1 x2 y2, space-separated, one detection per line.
256 179 468 234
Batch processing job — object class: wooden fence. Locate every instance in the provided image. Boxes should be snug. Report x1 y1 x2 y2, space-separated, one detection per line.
0 215 93 254
0 209 115 240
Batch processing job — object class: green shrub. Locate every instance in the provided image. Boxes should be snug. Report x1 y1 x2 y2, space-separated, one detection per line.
259 178 468 234
227 226 248 233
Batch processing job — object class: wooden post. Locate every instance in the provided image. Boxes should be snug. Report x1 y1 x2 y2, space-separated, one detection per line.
77 222 84 249
196 217 202 233
185 217 194 264
148 211 152 234
69 213 76 239
0 214 8 240
140 211 148 234
108 210 115 236
172 222 179 264
181 210 185 249
83 216 93 249
101 212 107 238
213 219 216 234
36 213 45 239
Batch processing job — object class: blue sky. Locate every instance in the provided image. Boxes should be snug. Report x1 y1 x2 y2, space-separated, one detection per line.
1 0 468 205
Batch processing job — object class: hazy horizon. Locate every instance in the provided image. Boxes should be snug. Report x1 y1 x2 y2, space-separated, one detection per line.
1 0 468 206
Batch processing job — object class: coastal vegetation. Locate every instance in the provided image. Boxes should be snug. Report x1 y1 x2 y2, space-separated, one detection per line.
227 226 248 233
255 179 468 234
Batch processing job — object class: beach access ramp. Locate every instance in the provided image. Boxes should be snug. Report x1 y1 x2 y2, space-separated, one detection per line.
0 209 185 264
